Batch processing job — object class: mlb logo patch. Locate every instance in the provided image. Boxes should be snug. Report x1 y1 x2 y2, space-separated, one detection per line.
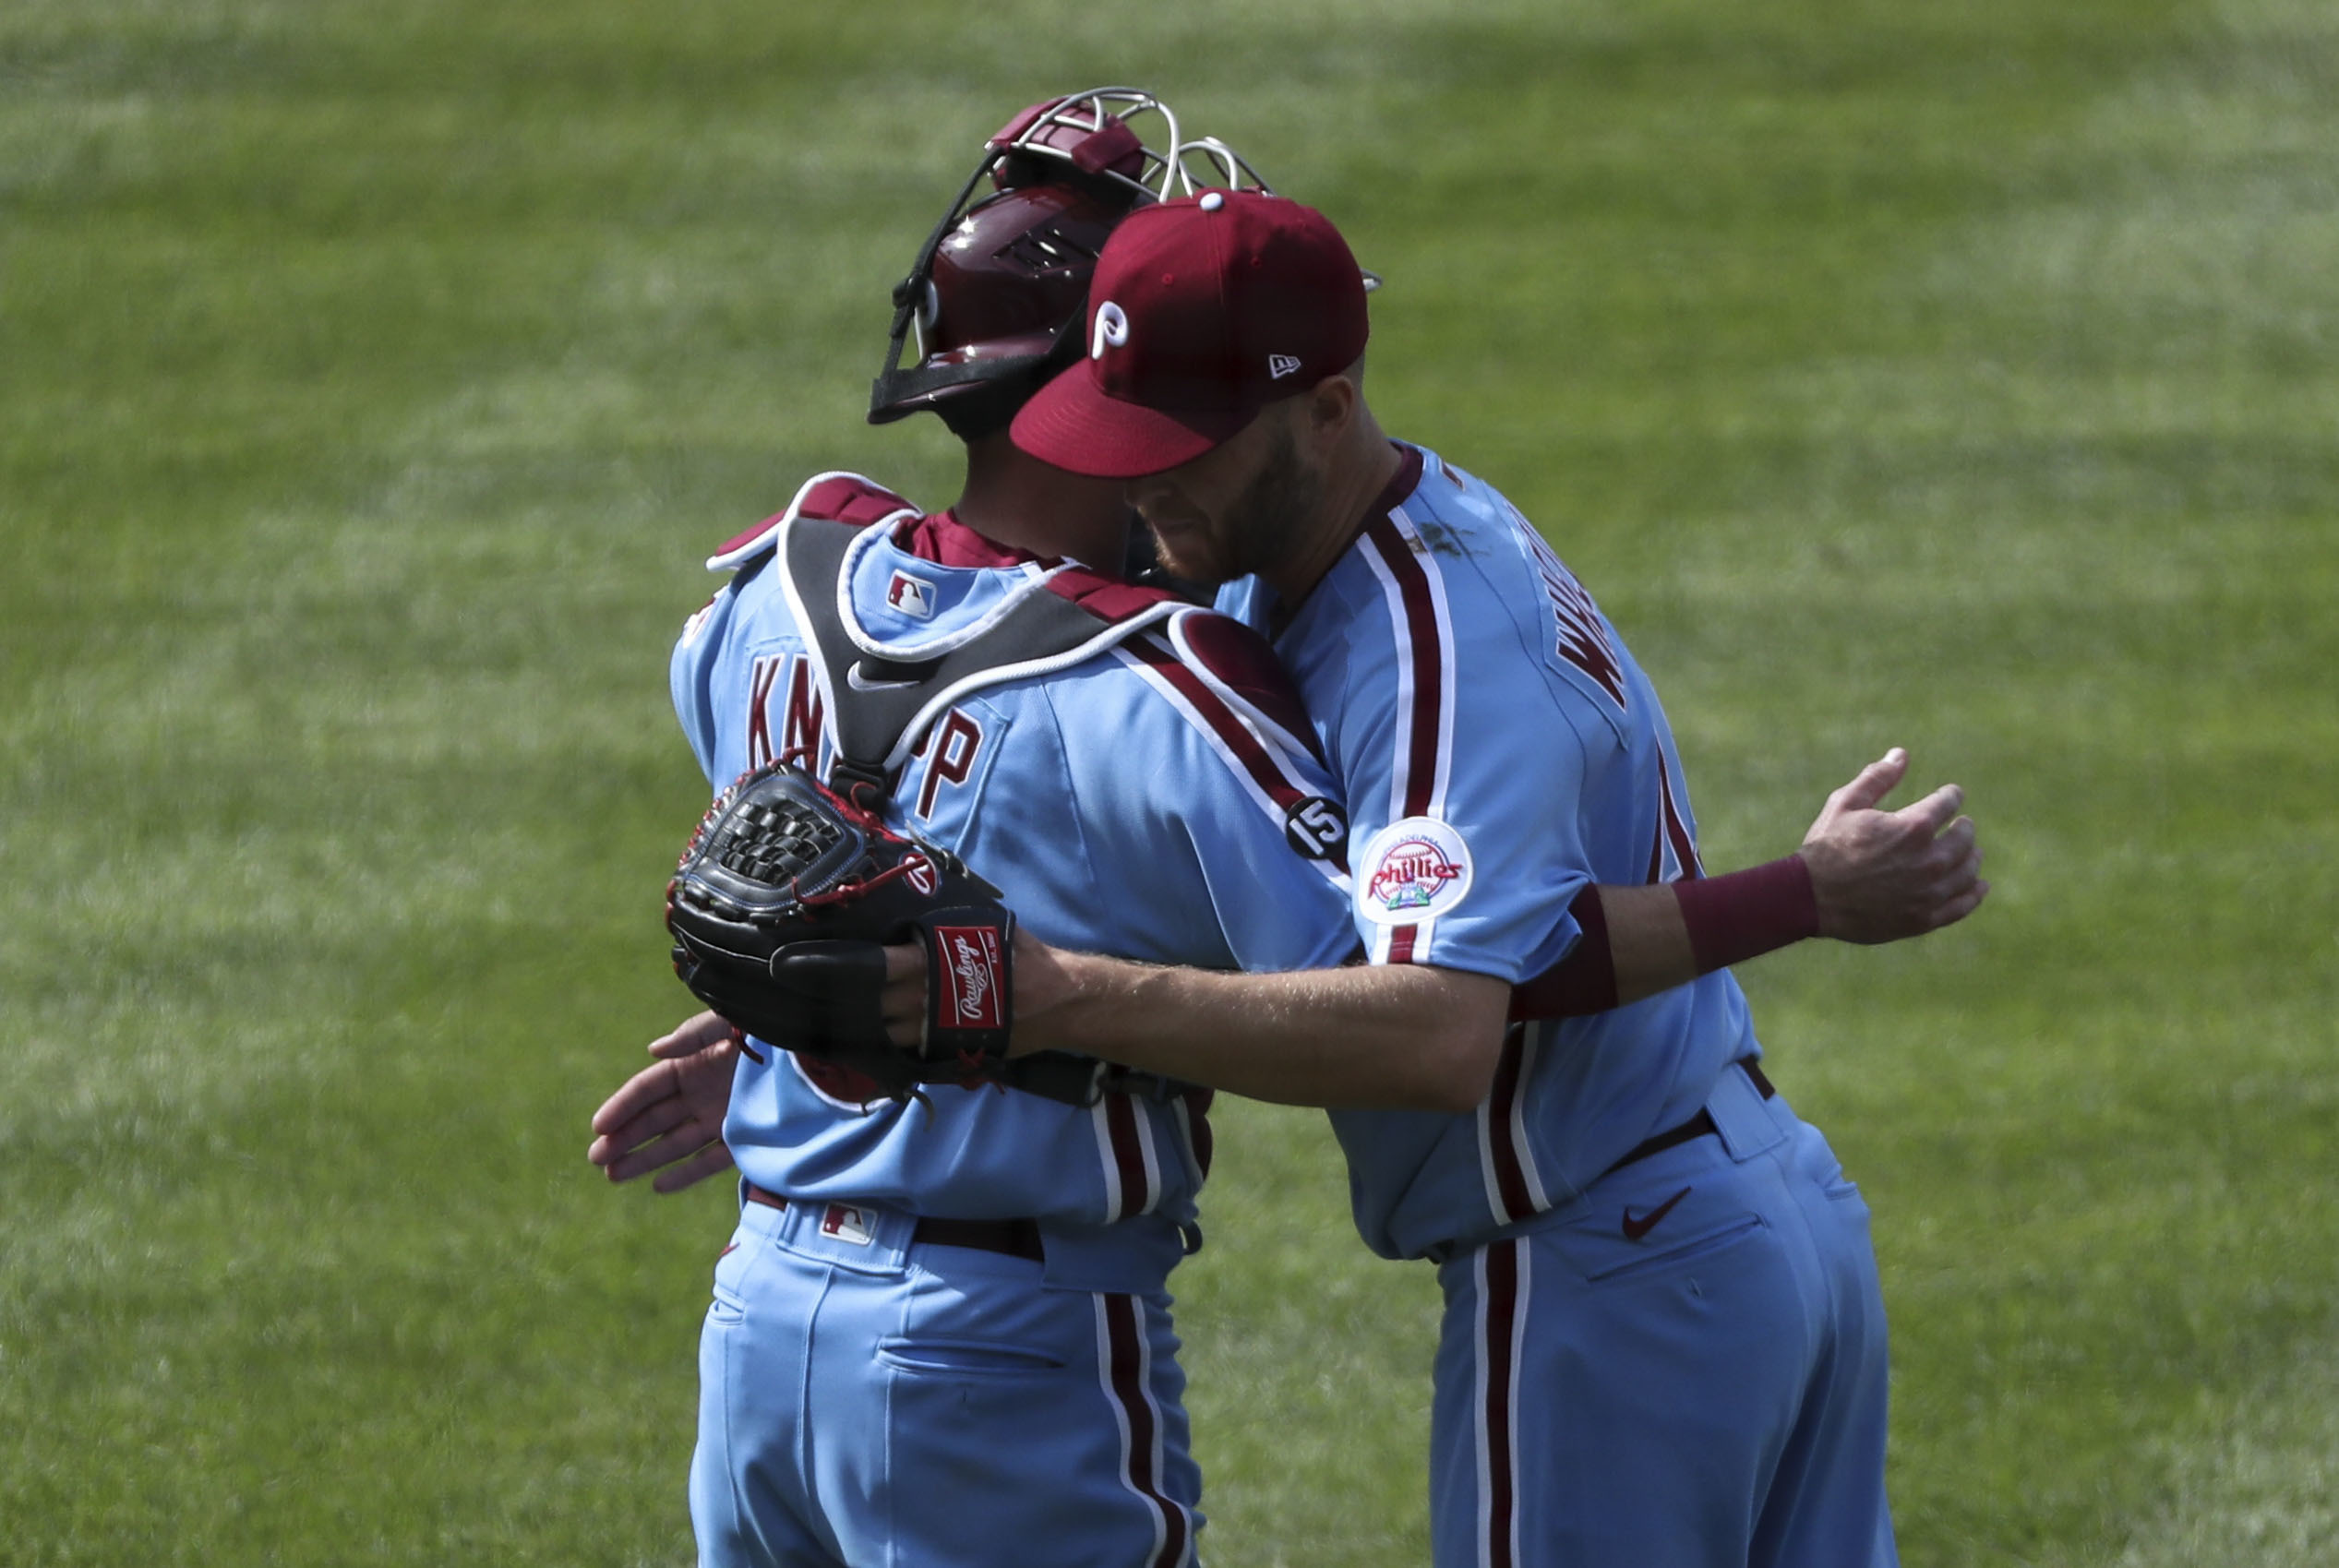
886 570 936 620
819 1203 874 1247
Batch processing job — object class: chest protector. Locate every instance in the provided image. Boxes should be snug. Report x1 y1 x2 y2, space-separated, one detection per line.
766 510 1193 1107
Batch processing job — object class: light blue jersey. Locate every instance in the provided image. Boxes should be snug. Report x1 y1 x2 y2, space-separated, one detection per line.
1224 442 1893 1568
1219 445 1760 1263
674 473 1360 1568
674 473 1357 1275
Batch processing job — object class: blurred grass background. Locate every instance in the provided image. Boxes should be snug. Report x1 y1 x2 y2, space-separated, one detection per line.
3 0 2333 1562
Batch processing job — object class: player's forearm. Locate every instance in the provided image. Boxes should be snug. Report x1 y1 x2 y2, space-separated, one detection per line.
1510 861 1820 1020
1018 948 1506 1114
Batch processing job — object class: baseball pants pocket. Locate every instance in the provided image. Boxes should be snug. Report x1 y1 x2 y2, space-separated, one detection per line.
1578 1213 1768 1287
874 1333 1071 1375
873 1280 1201 1568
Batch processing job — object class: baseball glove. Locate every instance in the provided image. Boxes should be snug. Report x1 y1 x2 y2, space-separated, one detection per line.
666 762 1014 1100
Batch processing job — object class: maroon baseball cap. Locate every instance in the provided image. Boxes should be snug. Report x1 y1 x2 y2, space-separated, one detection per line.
1010 188 1370 479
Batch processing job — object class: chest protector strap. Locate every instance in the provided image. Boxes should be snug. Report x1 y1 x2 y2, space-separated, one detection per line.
777 514 1188 1108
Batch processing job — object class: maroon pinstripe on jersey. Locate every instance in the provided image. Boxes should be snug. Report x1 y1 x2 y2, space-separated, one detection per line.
1357 506 1451 966
1097 1293 1194 1568
1473 1239 1527 1568
1122 635 1319 820
1098 1092 1155 1219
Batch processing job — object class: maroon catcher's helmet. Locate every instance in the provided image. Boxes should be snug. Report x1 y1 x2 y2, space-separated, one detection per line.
870 89 1271 437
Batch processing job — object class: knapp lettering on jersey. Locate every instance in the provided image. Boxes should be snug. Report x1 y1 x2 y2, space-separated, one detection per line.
886 570 937 620
935 927 1006 1029
1355 816 1474 925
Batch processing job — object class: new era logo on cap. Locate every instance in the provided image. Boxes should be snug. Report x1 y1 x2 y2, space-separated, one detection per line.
1010 189 1372 479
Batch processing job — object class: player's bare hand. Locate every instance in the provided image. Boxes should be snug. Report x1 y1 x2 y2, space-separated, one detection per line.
587 1011 741 1192
1798 748 1989 943
648 1008 742 1061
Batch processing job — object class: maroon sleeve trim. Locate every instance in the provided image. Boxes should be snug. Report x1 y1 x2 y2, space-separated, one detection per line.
1507 885 1617 1021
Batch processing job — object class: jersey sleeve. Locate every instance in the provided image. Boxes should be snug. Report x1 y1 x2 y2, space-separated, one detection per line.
1039 616 1359 977
1331 514 1599 983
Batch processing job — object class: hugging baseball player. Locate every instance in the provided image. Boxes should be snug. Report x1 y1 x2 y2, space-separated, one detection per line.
986 189 1984 1566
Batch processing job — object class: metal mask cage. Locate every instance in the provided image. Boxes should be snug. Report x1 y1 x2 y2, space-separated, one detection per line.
870 87 1280 422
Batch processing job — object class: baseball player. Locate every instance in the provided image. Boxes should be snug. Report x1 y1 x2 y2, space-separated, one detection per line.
596 92 1370 1568
989 189 1986 1565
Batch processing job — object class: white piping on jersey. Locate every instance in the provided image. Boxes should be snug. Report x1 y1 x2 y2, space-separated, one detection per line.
1357 504 1462 959
834 518 1081 662
703 470 919 573
1132 1106 1164 1217
1111 629 1353 898
1092 1098 1128 1219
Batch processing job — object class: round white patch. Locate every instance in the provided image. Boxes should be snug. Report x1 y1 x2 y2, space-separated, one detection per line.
1199 191 1225 211
1353 816 1474 927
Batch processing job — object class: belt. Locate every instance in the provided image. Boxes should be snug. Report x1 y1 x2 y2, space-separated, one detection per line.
744 1183 1046 1263
1602 1059 1777 1179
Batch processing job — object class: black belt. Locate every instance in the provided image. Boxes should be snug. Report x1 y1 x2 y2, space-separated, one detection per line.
744 1183 1046 1263
1602 1059 1777 1179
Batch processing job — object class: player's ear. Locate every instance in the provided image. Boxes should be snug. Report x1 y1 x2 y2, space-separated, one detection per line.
1302 370 1359 444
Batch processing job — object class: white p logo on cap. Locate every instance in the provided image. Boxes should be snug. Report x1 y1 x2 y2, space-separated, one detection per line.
1091 300 1130 360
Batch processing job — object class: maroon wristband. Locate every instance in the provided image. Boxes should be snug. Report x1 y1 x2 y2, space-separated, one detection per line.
1508 885 1618 1021
1672 856 1820 974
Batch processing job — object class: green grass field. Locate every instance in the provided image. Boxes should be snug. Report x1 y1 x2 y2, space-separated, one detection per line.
4 1 2334 1562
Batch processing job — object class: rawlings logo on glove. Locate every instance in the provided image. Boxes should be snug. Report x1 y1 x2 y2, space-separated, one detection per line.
665 761 1015 1101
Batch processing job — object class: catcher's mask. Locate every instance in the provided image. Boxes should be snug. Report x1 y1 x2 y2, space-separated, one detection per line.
869 88 1272 438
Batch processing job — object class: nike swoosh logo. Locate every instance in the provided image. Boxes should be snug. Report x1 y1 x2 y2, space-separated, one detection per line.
846 663 920 691
1622 1187 1692 1241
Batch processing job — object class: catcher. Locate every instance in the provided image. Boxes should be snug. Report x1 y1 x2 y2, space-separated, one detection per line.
595 91 1354 1568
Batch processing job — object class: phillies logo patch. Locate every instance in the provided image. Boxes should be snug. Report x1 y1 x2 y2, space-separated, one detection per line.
886 570 936 620
1354 817 1474 926
935 926 1005 1029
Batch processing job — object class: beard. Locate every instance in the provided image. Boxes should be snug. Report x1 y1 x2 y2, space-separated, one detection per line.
1149 420 1322 590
